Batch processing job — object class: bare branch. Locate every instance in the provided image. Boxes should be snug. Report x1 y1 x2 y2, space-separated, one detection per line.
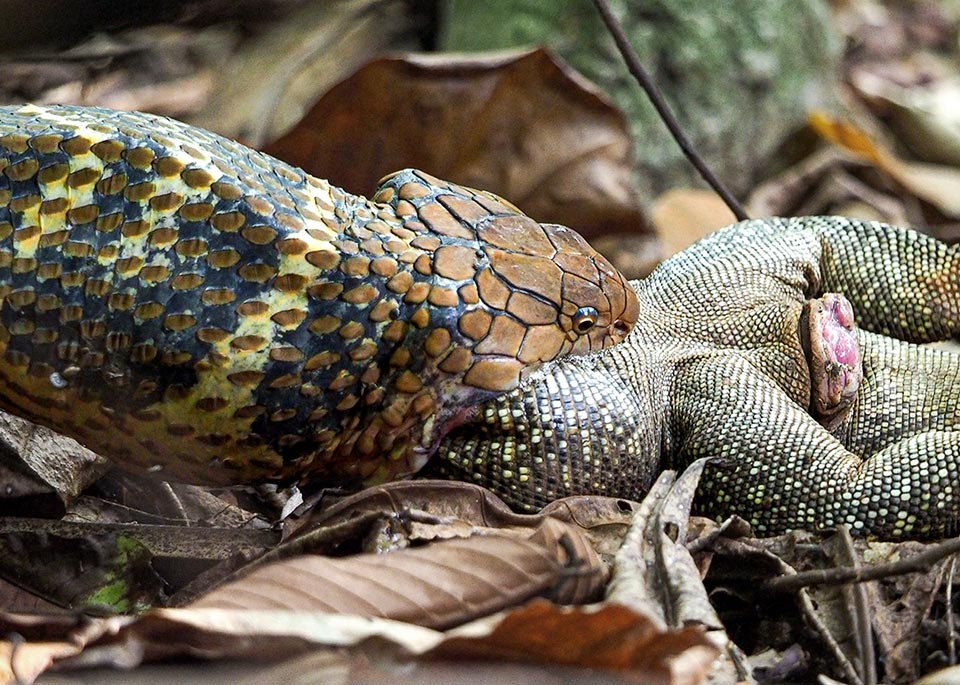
590 0 749 221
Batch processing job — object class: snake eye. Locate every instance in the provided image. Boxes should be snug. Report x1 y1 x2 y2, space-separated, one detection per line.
572 306 599 333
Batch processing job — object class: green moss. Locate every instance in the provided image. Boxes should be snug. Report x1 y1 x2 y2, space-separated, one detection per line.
440 0 840 200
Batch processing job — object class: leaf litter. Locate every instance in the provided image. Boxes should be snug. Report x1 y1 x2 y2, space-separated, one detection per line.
1 1 960 683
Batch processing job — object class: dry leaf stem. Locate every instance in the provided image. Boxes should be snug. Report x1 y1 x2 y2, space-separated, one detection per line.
590 0 749 221
762 535 960 594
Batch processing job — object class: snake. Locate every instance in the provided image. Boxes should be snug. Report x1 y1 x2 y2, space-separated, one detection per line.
0 104 639 489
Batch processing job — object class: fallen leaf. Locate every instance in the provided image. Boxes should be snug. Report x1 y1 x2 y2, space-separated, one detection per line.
0 577 62 615
264 49 652 244
231 650 638 685
304 479 636 554
1 638 83 684
605 460 745 683
433 600 718 685
0 528 163 613
192 518 606 629
746 147 911 228
649 189 737 257
191 0 413 145
851 71 960 167
0 409 108 517
917 664 960 685
809 111 960 218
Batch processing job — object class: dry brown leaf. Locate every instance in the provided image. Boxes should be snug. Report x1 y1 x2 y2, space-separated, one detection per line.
305 479 636 552
3 591 712 681
745 147 911 227
173 483 633 608
851 71 960 167
191 0 412 145
809 111 960 217
192 518 605 629
107 608 441 662
0 577 64 615
1 638 83 684
604 461 745 682
649 189 737 257
236 650 638 685
0 409 108 517
917 664 960 685
0 611 126 684
264 49 652 244
433 600 718 685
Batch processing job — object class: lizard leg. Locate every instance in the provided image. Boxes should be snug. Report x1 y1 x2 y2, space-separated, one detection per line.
674 355 960 539
839 330 960 455
801 293 862 429
807 217 960 342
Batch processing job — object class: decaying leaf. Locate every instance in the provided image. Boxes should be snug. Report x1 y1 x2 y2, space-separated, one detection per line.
809 110 960 218
852 73 960 168
191 0 413 145
746 146 911 228
0 409 108 518
305 480 636 544
917 664 960 685
649 189 737 257
192 518 606 629
1 638 84 685
4 599 717 683
264 48 654 252
606 461 745 683
434 600 718 685
228 650 639 685
864 541 952 683
0 578 62 615
0 529 163 614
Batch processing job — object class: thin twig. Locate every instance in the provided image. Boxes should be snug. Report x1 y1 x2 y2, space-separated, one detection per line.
590 0 749 221
762 536 960 594
948 555 957 665
832 526 876 685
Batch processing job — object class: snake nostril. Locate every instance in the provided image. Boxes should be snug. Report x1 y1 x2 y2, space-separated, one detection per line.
612 319 631 337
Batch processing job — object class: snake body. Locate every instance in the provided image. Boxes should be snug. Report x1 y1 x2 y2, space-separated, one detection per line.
0 105 638 487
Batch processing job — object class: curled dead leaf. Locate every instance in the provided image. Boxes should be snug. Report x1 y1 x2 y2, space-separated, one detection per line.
302 479 636 555
192 518 606 630
264 48 653 249
809 111 960 218
433 600 718 685
649 189 737 257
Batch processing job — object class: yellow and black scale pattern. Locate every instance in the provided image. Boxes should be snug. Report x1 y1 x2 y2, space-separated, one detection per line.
0 104 638 487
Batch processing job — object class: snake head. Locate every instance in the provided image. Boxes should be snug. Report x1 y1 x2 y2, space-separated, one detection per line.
479 218 639 366
373 170 639 396
349 170 640 481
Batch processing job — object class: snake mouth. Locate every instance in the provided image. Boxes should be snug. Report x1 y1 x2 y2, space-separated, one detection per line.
409 404 482 473
799 293 862 430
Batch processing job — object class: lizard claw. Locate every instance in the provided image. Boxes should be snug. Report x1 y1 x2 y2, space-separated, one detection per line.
801 293 862 430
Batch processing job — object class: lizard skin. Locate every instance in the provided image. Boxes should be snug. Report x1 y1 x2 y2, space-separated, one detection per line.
431 217 960 540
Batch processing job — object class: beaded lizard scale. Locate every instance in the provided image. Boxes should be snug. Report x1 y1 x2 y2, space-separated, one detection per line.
0 105 638 488
433 217 960 540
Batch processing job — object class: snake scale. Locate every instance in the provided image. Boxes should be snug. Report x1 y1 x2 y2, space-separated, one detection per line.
0 104 637 489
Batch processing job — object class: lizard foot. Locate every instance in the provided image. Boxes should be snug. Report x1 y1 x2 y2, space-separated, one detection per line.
800 293 862 430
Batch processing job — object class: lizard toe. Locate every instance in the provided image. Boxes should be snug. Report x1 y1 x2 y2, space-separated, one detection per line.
801 293 862 429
